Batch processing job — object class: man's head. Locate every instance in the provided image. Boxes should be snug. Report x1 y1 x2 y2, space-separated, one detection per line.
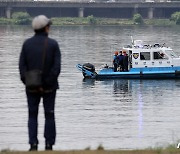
123 50 127 55
114 51 118 56
32 15 52 33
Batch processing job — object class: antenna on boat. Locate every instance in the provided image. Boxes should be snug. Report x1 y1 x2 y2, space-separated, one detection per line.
131 36 134 45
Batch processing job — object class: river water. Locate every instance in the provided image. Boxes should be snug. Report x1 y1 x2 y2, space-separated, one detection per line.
0 25 180 151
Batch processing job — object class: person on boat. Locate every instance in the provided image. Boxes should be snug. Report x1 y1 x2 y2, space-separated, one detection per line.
118 50 124 72
123 51 128 72
113 51 119 72
140 54 145 60
160 53 165 59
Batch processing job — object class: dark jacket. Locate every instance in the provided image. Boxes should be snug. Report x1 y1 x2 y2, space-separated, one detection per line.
19 32 61 90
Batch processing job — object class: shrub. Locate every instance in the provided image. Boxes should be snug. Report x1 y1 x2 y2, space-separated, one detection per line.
87 15 97 25
0 18 12 25
97 144 104 150
170 12 180 25
133 13 144 24
12 12 31 25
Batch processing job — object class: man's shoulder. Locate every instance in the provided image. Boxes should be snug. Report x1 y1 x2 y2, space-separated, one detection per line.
48 37 58 45
23 36 34 45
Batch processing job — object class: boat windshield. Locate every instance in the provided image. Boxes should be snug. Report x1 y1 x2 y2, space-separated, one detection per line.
165 50 179 58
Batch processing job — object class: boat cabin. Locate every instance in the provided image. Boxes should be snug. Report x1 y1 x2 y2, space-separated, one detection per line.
123 40 180 69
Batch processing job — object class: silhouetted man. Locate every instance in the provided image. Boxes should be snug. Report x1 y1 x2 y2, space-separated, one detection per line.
19 15 61 151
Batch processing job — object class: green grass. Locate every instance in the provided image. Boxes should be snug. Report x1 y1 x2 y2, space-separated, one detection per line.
1 143 180 154
1 149 180 154
51 17 178 26
0 18 14 25
144 19 176 26
0 17 178 26
51 17 89 25
51 17 136 25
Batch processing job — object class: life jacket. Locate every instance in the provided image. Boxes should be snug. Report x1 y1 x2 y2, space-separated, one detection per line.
113 55 119 65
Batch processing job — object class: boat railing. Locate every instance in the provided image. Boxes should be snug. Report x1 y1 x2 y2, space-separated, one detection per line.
124 43 169 50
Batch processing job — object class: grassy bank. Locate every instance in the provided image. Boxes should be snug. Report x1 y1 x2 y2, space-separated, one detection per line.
1 149 180 154
1 144 180 154
0 18 14 25
0 17 177 26
51 17 134 25
51 17 176 26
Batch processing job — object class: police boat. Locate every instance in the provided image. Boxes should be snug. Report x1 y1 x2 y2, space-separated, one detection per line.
76 39 180 79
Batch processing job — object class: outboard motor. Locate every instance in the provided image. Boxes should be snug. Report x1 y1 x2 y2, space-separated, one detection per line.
82 63 95 78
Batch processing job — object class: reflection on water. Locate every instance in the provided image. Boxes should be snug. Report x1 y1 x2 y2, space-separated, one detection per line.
114 80 129 94
80 78 180 149
0 25 180 150
96 79 179 141
138 86 143 139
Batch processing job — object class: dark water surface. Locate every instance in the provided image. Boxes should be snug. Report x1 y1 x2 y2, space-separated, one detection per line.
0 25 180 151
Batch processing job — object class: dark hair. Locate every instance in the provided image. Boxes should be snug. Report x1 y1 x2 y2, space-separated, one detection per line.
34 23 51 33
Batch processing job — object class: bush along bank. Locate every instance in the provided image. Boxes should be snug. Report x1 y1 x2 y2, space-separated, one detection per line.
0 12 180 26
0 12 31 25
170 11 180 25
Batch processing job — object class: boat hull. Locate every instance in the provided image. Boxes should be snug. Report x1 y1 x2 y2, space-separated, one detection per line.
97 67 180 79
97 72 178 79
77 64 180 79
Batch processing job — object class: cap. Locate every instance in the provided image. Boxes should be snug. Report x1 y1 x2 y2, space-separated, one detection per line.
32 15 52 30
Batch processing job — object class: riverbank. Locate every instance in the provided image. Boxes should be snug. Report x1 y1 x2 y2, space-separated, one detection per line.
51 17 176 26
0 17 177 26
1 144 180 154
1 149 180 154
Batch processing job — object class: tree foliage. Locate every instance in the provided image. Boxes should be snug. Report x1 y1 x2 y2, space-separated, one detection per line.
170 12 180 25
133 13 144 24
12 12 31 25
87 15 97 25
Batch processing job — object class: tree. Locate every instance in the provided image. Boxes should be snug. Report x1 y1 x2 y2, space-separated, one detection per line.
133 13 144 24
170 12 180 25
12 12 31 25
87 15 97 25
